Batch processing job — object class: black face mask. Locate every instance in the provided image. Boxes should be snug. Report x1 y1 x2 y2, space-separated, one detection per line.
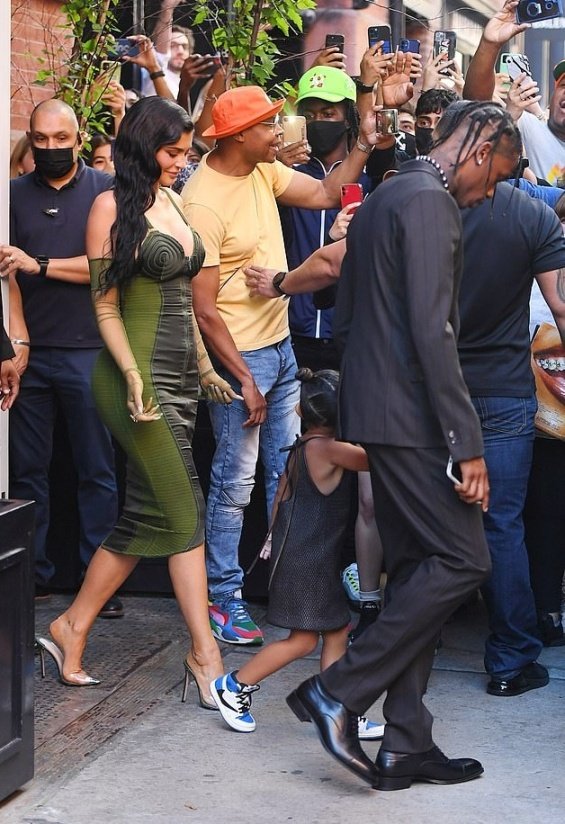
306 121 348 158
33 146 76 180
415 126 434 156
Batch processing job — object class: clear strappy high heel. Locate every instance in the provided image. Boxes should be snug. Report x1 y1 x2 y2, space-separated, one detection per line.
35 636 101 687
181 658 218 710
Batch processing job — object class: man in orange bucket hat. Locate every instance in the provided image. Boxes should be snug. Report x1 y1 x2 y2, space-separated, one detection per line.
181 85 376 653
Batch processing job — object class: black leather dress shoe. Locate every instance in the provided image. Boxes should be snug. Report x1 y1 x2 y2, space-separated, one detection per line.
286 675 378 786
98 596 124 619
486 661 549 697
375 745 484 791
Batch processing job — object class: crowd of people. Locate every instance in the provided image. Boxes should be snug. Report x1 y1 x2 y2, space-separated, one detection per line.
1 0 564 794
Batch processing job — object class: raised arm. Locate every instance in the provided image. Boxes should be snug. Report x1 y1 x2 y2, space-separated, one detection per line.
463 0 528 101
245 239 346 299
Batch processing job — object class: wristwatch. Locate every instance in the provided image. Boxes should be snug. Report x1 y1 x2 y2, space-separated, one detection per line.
353 77 375 94
35 255 49 277
272 271 288 296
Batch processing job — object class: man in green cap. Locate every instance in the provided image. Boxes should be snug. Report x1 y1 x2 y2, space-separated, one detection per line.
281 66 371 372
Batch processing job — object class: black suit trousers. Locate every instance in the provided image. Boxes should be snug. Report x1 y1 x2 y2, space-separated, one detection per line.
321 445 491 753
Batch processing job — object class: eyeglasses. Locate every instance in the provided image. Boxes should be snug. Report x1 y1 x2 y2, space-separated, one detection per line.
257 115 281 131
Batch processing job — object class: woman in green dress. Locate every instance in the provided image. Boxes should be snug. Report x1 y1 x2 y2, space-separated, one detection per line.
38 97 234 708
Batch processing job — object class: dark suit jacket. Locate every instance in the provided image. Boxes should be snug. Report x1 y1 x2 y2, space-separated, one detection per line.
334 161 483 463
0 288 14 362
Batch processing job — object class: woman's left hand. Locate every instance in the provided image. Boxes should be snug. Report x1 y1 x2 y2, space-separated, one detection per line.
200 368 242 404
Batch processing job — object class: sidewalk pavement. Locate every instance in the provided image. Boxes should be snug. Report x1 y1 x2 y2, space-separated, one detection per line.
2 594 564 824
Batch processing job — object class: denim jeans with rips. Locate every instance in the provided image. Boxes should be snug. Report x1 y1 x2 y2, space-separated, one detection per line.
205 336 300 601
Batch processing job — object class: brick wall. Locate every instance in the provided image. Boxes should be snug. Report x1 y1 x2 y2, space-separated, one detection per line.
11 0 66 140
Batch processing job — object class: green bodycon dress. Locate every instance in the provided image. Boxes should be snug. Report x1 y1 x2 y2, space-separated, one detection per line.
89 222 206 557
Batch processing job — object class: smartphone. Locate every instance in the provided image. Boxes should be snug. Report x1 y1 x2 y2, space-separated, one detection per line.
398 38 421 54
325 33 345 51
433 30 456 75
98 60 122 85
500 52 532 82
340 183 364 213
516 0 563 24
446 456 462 485
282 115 307 146
368 25 392 54
106 37 140 61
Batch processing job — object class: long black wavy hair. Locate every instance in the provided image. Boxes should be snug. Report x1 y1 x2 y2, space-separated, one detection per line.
100 96 193 291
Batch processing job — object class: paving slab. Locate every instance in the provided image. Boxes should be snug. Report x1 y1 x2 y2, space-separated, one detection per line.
2 595 564 824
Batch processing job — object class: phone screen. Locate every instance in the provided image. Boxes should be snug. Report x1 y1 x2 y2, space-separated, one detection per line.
282 116 306 146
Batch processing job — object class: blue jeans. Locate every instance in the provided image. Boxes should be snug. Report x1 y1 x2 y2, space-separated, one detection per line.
205 336 300 600
471 395 542 679
9 348 118 585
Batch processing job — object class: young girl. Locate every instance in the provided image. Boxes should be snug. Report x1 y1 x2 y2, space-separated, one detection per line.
210 368 384 739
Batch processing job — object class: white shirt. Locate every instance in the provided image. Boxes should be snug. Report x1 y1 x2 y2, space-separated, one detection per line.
140 51 180 98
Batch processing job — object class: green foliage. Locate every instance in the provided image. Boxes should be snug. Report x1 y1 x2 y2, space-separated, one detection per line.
33 0 121 136
191 0 317 92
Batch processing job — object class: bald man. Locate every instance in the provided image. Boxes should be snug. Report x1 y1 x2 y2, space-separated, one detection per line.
1 100 120 613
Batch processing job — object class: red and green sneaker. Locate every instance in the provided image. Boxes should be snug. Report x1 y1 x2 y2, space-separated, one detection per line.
209 595 264 645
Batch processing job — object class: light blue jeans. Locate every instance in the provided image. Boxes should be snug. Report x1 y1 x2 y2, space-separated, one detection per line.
205 336 300 600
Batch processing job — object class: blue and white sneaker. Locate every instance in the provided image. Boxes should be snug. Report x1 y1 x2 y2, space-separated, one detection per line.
358 716 385 740
210 671 260 733
342 563 362 610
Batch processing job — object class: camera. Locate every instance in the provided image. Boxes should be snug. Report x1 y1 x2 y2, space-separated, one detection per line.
515 0 563 23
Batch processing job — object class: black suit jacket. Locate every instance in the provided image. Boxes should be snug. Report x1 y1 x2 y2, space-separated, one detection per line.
0 288 14 362
334 161 483 463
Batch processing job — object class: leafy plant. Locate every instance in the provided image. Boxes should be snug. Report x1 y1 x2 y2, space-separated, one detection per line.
34 0 122 135
192 0 317 95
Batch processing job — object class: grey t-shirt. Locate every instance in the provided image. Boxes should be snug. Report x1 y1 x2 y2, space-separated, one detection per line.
518 111 565 185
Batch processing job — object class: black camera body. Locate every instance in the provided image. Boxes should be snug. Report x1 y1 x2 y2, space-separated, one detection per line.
516 0 563 23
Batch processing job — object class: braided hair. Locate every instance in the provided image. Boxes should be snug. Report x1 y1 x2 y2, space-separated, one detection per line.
432 100 522 174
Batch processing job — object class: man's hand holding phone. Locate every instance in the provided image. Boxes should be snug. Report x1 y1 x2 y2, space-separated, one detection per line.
447 456 490 511
277 140 310 168
506 72 542 121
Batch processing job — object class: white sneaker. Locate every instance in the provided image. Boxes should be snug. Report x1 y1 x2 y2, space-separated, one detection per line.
358 716 384 740
210 671 259 733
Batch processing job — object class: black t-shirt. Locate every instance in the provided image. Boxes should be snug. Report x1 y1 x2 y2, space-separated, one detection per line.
458 182 565 397
10 160 113 347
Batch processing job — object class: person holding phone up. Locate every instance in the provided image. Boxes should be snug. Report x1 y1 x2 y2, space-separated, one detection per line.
180 85 380 648
463 0 565 185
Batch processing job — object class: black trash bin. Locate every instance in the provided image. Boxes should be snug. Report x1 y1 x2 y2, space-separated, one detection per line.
0 499 35 802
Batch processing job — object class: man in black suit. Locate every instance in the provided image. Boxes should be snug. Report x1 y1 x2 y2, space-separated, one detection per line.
285 101 523 791
0 288 19 410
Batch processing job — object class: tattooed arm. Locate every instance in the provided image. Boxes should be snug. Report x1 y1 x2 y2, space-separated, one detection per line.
536 267 565 345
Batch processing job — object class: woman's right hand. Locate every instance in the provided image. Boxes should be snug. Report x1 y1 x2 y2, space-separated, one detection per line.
126 370 161 423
